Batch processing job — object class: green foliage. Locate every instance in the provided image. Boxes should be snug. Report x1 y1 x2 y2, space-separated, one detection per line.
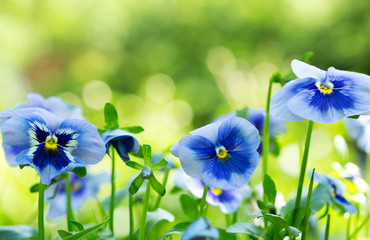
180 194 199 220
126 161 145 170
135 208 175 237
104 103 119 130
160 222 190 240
0 225 37 240
69 220 84 231
149 174 166 196
263 174 277 205
58 218 109 240
71 167 87 178
129 174 145 195
151 158 168 171
226 222 265 239
121 126 144 134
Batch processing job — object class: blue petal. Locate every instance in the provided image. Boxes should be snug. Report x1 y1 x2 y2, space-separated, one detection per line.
170 142 180 157
181 218 219 240
174 169 206 198
190 121 221 144
217 117 260 152
101 129 140 162
215 189 245 214
0 108 53 126
60 119 106 164
270 77 316 121
2 144 27 166
177 135 216 178
16 145 87 185
291 59 326 80
202 151 259 189
333 195 357 214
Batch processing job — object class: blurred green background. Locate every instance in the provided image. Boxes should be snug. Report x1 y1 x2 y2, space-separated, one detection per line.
0 0 369 238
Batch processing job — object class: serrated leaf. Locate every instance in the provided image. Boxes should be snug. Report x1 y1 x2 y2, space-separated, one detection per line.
236 107 249 119
226 222 264 239
129 174 145 195
121 126 144 134
62 218 110 240
58 230 73 238
126 161 144 170
72 167 87 178
263 174 277 205
180 194 199 220
149 174 166 196
104 103 119 130
69 219 84 231
0 225 37 240
151 159 168 171
160 222 191 240
142 144 151 166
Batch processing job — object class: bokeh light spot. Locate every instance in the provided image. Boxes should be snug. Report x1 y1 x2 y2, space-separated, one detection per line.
82 80 112 109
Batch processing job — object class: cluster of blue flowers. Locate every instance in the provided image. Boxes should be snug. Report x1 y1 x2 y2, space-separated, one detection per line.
0 59 369 240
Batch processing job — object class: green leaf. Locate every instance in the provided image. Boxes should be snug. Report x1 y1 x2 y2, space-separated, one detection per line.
160 222 191 240
104 103 119 130
129 174 145 195
62 218 110 240
19 164 29 169
29 183 40 193
121 126 144 134
71 167 87 178
138 208 175 236
151 158 168 171
130 145 144 158
58 230 73 238
256 200 275 213
270 138 280 157
299 51 314 62
348 115 360 119
218 228 237 240
69 219 84 231
149 174 166 196
236 107 249 119
252 213 300 238
180 194 199 220
226 222 264 239
126 160 144 170
142 144 152 166
97 128 105 135
170 186 183 194
0 225 37 240
263 174 277 205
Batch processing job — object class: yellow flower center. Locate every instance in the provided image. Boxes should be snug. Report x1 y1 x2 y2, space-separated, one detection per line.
211 188 222 196
216 146 229 160
316 81 333 94
44 135 58 152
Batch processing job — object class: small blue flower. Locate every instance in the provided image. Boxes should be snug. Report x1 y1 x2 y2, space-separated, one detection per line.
174 169 250 214
311 170 357 214
101 129 140 162
271 60 370 124
345 116 370 153
45 172 108 219
181 218 219 240
171 117 260 189
1 111 106 185
214 108 286 154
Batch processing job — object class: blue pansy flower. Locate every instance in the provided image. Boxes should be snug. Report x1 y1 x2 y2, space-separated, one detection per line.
270 60 370 124
171 117 260 189
101 129 140 162
181 218 219 240
1 111 106 185
174 169 250 214
311 170 357 214
45 172 108 219
214 108 286 154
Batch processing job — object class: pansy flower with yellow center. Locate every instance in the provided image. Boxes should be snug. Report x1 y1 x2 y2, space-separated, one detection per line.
1 111 106 185
174 169 250 214
171 117 260 189
271 60 370 124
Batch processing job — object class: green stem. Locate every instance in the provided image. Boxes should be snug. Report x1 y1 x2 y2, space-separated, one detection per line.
232 210 238 224
199 185 209 217
129 194 134 240
324 214 331 240
292 120 314 226
350 214 370 239
138 180 151 240
346 215 352 240
109 146 116 236
65 173 74 231
262 79 273 177
302 169 315 240
153 167 170 210
225 214 230 227
38 181 45 240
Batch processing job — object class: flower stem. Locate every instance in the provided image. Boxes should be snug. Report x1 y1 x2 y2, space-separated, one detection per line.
129 194 134 240
153 167 170 210
65 172 74 231
199 185 209 217
38 181 45 240
346 215 352 240
302 169 315 240
292 120 314 226
138 180 151 240
324 214 331 240
232 210 238 224
262 79 273 177
109 146 116 236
